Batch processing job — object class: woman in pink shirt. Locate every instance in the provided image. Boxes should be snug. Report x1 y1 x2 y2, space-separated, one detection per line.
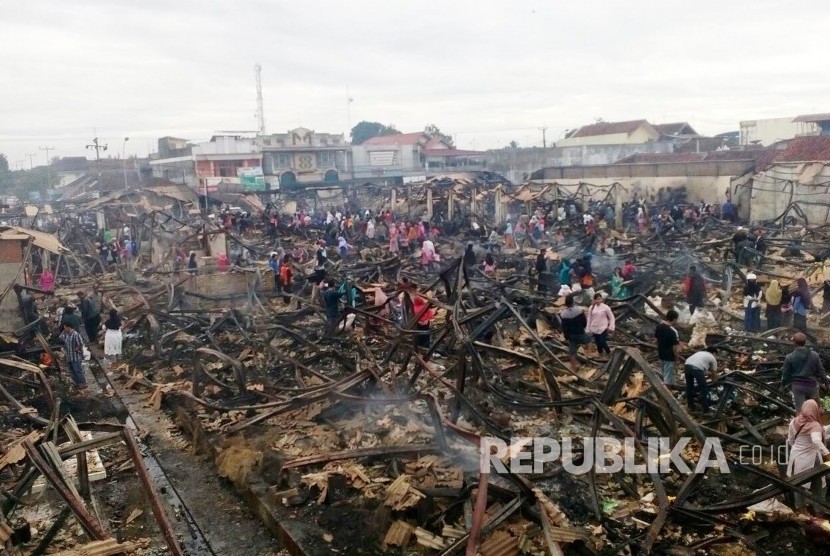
587 293 615 356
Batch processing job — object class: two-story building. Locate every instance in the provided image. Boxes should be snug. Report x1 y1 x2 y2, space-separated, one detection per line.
259 128 349 188
350 132 486 183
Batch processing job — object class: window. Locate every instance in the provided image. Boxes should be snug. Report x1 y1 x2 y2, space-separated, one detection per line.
316 151 335 168
268 152 291 169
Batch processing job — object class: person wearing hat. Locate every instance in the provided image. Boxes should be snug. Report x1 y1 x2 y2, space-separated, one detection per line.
732 226 750 263
743 273 762 332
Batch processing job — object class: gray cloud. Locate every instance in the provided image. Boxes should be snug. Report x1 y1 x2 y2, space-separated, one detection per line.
2 0 829 165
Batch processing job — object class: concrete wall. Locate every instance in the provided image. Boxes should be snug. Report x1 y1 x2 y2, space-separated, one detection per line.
743 163 830 223
531 160 755 204
351 144 424 179
485 143 675 184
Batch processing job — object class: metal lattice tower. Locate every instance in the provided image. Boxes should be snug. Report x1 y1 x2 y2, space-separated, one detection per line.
254 64 266 135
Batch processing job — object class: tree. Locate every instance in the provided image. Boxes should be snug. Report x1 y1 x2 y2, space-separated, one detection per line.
0 154 8 173
350 121 401 145
424 124 454 147
508 140 519 149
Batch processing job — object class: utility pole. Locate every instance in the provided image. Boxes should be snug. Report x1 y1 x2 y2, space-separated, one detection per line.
85 136 108 193
254 64 266 135
40 146 55 188
122 137 130 190
539 127 548 149
27 153 36 170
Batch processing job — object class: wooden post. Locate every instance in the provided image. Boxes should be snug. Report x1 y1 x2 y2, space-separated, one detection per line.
447 189 454 220
426 187 433 220
494 186 504 224
615 183 623 230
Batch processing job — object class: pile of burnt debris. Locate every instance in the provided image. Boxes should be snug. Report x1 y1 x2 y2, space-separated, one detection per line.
4 187 830 555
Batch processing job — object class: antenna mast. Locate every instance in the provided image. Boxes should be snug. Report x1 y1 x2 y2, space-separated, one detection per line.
255 64 266 135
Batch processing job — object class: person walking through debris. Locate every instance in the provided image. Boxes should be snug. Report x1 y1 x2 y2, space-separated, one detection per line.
388 223 399 256
535 249 548 292
412 296 436 349
268 252 281 292
732 226 750 263
322 281 342 333
655 309 681 386
792 277 813 332
752 228 768 268
59 321 87 392
421 238 437 271
103 309 123 360
765 279 784 330
683 266 706 315
462 243 478 284
79 287 102 343
280 254 294 305
743 273 762 333
560 295 589 372
787 399 830 511
187 252 198 275
782 332 829 410
587 293 615 358
684 347 718 413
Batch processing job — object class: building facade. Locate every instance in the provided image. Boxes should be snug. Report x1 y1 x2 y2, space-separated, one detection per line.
259 128 349 188
557 120 662 147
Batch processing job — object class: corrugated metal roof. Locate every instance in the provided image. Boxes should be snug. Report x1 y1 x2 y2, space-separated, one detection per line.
0 226 65 254
793 113 830 123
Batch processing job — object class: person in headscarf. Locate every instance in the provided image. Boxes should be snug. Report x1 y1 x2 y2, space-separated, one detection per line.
482 253 496 275
420 239 437 271
792 277 813 332
765 279 783 330
636 207 647 234
412 296 436 349
558 258 571 288
366 218 375 240
787 399 830 510
388 223 399 255
743 273 762 332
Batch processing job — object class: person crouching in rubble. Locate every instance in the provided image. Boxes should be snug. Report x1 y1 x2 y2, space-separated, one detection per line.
683 266 706 315
560 295 589 372
743 273 762 333
412 296 436 349
787 399 830 512
683 346 718 413
59 321 87 393
587 293 615 358
782 332 829 410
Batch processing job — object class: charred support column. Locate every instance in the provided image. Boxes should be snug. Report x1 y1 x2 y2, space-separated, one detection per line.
426 187 433 220
391 188 397 212
447 189 454 220
494 185 505 224
470 187 478 216
615 182 623 230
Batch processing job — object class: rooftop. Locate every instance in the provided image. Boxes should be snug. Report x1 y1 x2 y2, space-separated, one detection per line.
362 132 428 146
653 122 699 136
773 136 830 162
792 113 830 123
567 119 651 138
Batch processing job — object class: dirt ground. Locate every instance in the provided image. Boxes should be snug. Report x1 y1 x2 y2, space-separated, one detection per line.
96 353 284 556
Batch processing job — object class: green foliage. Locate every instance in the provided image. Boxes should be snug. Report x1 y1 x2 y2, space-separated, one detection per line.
0 153 8 173
424 124 454 147
0 167 53 200
350 121 401 145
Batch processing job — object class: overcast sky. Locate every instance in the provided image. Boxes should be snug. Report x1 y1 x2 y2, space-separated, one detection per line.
2 0 829 167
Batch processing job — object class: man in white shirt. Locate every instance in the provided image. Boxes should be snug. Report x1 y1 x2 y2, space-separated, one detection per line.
684 347 718 413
